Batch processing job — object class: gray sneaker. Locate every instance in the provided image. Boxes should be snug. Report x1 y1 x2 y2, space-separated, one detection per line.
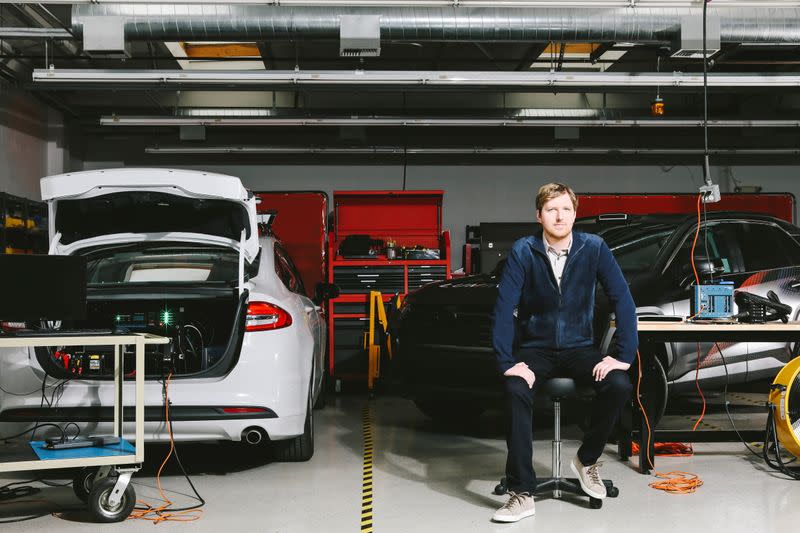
570 456 607 499
492 491 536 523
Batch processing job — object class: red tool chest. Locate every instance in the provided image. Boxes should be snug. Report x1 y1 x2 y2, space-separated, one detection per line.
327 190 451 384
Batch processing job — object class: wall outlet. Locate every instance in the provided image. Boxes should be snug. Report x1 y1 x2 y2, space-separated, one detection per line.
699 184 721 204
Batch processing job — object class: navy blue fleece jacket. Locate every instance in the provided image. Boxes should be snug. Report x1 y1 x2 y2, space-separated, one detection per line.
491 231 638 374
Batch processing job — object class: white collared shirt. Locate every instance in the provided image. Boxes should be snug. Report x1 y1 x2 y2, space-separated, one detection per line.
544 234 572 288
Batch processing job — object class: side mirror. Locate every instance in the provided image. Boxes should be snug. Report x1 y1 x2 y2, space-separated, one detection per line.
315 282 340 303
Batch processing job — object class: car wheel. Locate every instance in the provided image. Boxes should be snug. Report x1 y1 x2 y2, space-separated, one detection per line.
413 397 485 422
273 389 315 462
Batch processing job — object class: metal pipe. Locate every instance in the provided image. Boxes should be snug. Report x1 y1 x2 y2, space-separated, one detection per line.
242 427 266 445
143 146 800 155
71 4 800 44
553 400 562 498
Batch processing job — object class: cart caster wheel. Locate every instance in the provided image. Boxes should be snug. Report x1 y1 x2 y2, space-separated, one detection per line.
73 467 99 502
88 477 136 523
607 486 619 498
589 497 603 509
493 477 508 495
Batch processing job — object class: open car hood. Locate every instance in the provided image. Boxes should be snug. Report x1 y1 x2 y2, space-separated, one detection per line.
41 168 259 263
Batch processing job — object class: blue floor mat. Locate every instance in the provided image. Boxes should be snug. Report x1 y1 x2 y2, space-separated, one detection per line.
30 439 135 461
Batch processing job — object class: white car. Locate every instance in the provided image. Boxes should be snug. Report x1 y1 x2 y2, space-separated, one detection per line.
0 168 334 461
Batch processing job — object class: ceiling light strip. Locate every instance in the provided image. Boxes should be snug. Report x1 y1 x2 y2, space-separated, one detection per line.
103 116 800 128
33 69 800 89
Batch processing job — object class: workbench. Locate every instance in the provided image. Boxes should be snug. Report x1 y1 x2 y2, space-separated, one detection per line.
632 320 800 474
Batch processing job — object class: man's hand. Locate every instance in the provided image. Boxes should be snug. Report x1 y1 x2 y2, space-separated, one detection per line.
592 356 631 381
504 362 536 389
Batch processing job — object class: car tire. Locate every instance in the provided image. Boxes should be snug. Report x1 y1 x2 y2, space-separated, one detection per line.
414 397 485 422
313 372 327 410
273 390 315 462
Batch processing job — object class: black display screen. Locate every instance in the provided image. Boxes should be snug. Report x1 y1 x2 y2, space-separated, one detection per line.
0 254 87 321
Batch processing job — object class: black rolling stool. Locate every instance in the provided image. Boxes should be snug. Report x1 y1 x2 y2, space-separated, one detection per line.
494 377 620 509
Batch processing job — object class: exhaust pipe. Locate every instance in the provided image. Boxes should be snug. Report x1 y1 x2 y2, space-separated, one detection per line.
242 427 266 445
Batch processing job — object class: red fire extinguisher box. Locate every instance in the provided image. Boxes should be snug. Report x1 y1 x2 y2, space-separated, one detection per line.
327 190 451 385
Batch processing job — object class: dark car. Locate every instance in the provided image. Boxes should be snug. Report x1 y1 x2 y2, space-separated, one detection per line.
394 212 800 424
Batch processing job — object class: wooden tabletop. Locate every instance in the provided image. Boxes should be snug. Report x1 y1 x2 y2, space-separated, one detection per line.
635 320 800 331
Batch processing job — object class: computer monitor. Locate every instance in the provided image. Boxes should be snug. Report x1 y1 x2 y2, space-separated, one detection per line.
0 254 87 322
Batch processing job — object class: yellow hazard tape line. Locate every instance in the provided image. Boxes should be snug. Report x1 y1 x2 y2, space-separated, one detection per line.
361 403 374 532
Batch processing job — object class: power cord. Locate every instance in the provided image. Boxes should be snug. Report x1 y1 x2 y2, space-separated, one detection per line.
635 350 704 493
713 342 764 459
129 373 205 523
763 403 800 480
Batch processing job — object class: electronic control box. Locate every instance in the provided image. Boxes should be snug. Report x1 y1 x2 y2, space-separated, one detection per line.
691 282 735 319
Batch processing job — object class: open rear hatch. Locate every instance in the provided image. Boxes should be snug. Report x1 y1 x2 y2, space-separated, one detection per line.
35 169 259 379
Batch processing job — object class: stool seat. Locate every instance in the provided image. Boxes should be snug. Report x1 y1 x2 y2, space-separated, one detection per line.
543 377 577 399
494 375 621 508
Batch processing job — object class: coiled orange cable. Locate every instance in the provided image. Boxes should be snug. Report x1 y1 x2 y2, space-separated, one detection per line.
128 373 203 524
636 350 703 494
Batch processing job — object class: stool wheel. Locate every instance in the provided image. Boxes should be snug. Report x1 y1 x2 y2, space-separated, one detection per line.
589 497 603 509
493 477 508 495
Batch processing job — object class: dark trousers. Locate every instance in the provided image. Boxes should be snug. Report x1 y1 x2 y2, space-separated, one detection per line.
504 345 632 494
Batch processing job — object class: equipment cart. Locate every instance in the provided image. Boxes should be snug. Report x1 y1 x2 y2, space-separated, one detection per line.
0 332 169 522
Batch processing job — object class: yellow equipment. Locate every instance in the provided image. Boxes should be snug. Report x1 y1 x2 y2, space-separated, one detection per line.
768 356 800 459
363 291 403 390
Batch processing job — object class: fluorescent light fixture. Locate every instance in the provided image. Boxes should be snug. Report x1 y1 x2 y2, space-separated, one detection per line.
0 27 72 39
37 1 800 6
33 69 800 90
144 145 800 156
103 115 800 128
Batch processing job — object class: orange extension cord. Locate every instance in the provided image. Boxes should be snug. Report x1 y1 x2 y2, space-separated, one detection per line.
128 373 203 524
636 193 706 494
636 349 705 494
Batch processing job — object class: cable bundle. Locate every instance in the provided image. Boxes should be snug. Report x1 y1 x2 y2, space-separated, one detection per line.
631 441 694 457
648 471 704 494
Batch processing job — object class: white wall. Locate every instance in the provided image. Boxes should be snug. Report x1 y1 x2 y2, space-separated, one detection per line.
0 87 68 201
79 159 789 269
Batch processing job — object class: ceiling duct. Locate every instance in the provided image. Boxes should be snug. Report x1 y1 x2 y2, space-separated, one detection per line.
671 14 721 59
340 15 381 57
71 5 800 46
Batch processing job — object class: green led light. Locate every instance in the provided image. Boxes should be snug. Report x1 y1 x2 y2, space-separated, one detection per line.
161 309 172 325
115 315 121 322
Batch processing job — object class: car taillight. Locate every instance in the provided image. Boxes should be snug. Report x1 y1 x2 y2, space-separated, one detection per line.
246 301 292 332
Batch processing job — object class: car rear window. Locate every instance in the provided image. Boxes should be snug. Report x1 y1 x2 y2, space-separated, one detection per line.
85 247 239 284
55 192 251 244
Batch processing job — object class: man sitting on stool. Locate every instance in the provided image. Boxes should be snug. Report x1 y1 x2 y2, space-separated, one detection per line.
491 182 637 523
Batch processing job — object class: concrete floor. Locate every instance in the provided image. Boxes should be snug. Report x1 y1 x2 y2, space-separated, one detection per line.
1 394 798 532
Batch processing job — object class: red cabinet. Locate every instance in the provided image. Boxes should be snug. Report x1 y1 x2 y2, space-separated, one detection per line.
327 190 451 383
